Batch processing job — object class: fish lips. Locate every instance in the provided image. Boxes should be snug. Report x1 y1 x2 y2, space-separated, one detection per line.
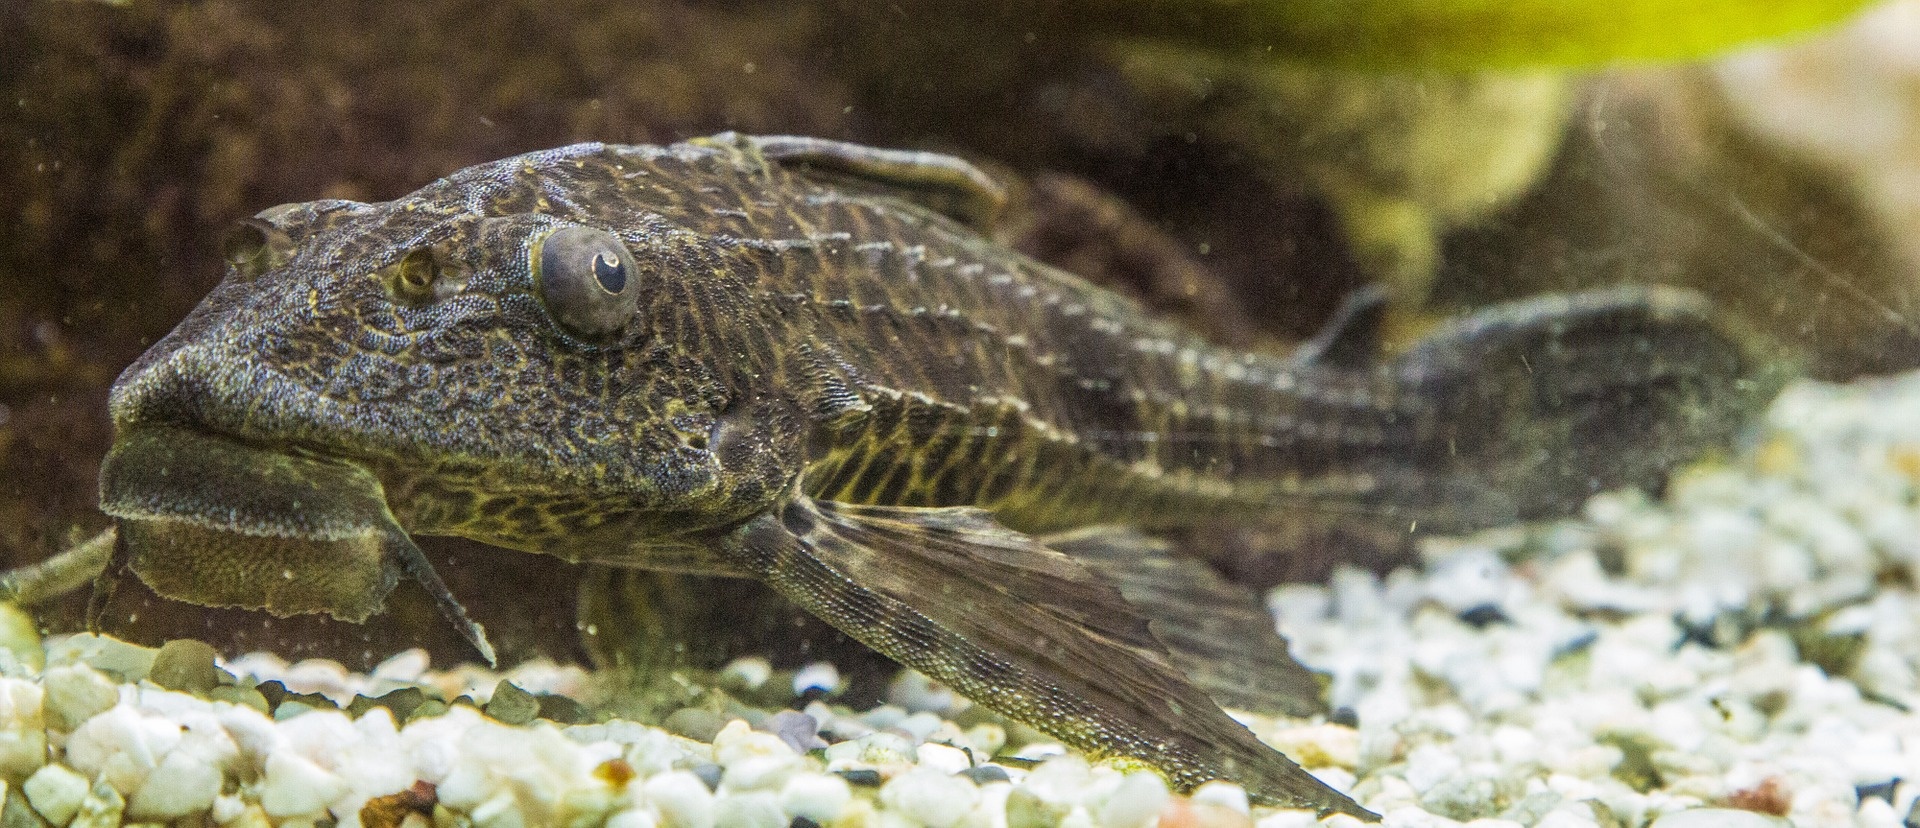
97 424 407 622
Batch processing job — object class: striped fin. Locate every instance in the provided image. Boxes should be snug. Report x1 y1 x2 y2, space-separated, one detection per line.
723 496 1376 819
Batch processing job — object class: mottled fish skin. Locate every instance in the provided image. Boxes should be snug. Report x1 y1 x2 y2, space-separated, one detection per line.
98 134 1769 818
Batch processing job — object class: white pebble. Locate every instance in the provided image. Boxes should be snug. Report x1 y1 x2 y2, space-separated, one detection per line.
127 749 220 821
1096 771 1167 828
258 750 347 819
607 807 660 828
713 718 794 765
65 704 180 796
40 664 119 731
46 634 156 682
1646 808 1789 827
470 791 527 828
1189 780 1250 815
915 742 973 775
69 778 126 828
0 677 45 779
722 754 802 792
642 770 714 828
791 662 842 696
712 790 785 828
779 773 851 823
880 768 979 828
719 657 772 690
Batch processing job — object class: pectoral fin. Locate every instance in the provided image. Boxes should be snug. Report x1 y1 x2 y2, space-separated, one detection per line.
97 425 496 665
722 497 1375 820
1045 527 1326 718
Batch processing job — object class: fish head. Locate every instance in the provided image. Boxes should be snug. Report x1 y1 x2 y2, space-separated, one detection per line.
101 143 801 622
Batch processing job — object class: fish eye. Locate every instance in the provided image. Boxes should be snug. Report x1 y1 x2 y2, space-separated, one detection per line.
533 225 641 341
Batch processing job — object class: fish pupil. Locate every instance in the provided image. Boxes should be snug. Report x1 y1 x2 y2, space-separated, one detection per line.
592 251 627 294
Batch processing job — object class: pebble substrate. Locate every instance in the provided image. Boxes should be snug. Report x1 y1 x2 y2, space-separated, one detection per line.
1 371 1918 828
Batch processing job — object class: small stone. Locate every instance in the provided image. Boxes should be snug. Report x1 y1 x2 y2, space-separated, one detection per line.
204 684 271 714
915 743 972 775
664 708 727 743
1098 772 1168 828
258 751 347 819
715 719 794 763
1188 781 1249 815
724 755 803 792
778 773 851 824
0 679 45 779
535 693 590 724
691 763 724 792
1646 808 1790 827
0 604 42 672
46 635 155 683
39 665 116 733
469 791 525 828
126 748 220 821
757 711 827 755
642 770 714 828
1 782 41 828
835 769 882 788
1457 604 1512 628
962 723 1006 757
23 764 88 826
791 663 842 698
1263 725 1359 770
67 779 124 828
348 687 427 722
879 768 978 828
712 791 785 828
719 657 774 691
1856 778 1900 805
606 808 659 828
1005 787 1069 828
147 639 226 694
823 731 915 770
483 680 538 725
962 765 1010 785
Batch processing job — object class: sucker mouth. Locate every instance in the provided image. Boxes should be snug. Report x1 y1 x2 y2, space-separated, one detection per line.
98 423 498 665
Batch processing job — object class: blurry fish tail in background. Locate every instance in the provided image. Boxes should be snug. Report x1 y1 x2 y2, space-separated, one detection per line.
1374 284 1789 533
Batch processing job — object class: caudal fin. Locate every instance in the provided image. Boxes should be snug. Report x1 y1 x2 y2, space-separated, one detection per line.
1383 285 1787 532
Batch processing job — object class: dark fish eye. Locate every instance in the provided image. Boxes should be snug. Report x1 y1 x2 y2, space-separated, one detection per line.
591 251 627 294
533 225 642 341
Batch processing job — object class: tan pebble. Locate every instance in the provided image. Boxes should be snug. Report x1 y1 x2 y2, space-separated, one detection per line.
41 665 116 732
0 603 42 671
1263 724 1359 769
67 779 125 828
0 679 46 779
24 763 89 825
148 639 226 694
1753 437 1803 477
225 804 275 828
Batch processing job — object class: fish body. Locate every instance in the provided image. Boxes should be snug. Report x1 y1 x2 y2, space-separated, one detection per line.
94 134 1768 819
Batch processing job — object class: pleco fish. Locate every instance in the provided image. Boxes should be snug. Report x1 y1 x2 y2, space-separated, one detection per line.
72 134 1773 818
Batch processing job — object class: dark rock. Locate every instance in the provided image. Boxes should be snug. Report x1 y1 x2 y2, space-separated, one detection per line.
484 680 539 725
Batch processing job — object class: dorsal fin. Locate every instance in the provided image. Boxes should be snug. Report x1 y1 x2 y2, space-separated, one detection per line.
741 134 1008 233
1294 285 1390 369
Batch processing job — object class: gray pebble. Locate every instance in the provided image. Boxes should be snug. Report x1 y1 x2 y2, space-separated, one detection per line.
484 680 538 725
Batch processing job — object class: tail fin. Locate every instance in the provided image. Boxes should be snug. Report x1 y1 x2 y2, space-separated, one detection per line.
1382 285 1788 532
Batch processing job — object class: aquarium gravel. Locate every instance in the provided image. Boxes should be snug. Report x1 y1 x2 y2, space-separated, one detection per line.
2 371 1919 828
